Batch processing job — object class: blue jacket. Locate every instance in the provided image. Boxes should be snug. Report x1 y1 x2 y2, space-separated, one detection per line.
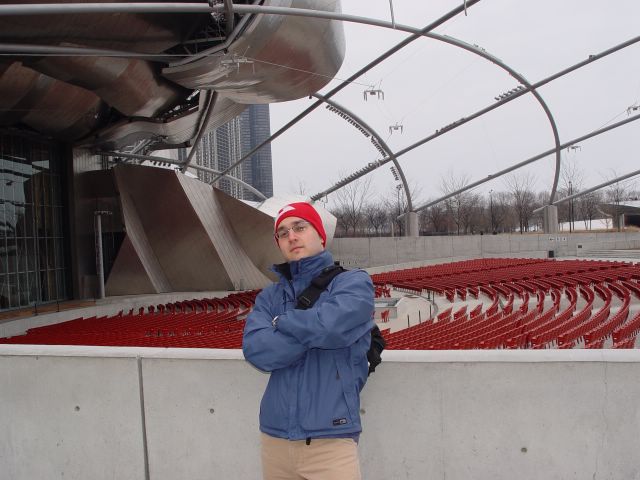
242 250 375 440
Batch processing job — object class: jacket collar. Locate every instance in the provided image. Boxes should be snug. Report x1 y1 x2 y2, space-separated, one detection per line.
271 250 335 281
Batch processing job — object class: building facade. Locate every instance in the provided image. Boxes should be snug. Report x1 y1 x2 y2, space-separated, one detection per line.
0 130 71 310
194 104 273 201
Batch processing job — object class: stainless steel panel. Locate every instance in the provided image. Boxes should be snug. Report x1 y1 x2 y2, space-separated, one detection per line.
0 0 203 54
85 96 248 151
163 0 346 104
27 56 185 117
0 0 345 149
112 165 233 292
176 173 271 290
104 236 157 296
113 185 172 293
76 164 276 294
214 188 283 281
0 61 102 139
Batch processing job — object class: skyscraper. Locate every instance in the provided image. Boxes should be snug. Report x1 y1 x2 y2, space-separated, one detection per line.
194 104 273 201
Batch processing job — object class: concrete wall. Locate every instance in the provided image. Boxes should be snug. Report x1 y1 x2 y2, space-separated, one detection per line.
1 346 639 480
333 232 640 271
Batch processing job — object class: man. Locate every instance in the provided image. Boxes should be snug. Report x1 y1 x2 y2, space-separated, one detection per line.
243 202 375 480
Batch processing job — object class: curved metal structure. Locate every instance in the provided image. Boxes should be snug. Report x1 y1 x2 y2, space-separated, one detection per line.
182 3 562 203
190 4 634 208
533 168 640 213
2 1 635 209
0 0 346 151
418 112 640 213
310 35 640 207
311 94 413 212
424 34 563 203
210 0 482 184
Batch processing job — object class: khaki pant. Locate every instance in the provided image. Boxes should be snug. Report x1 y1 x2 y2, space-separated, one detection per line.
261 433 362 480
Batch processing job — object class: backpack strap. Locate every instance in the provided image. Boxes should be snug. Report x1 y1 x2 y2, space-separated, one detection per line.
296 264 345 310
295 263 385 377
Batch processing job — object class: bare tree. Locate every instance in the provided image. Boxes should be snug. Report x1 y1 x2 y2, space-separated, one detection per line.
558 157 584 231
331 176 372 236
363 203 387 236
383 192 404 237
606 176 629 231
578 190 602 230
331 206 350 237
505 173 537 234
484 190 513 234
384 181 422 237
460 193 483 234
440 170 472 235
295 180 308 196
424 202 448 234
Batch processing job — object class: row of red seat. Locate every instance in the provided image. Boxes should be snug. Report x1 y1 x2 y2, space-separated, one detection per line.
375 285 391 298
376 258 640 350
2 258 638 351
0 291 259 349
372 258 639 299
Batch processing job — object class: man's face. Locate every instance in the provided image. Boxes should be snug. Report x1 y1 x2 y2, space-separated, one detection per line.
276 216 325 262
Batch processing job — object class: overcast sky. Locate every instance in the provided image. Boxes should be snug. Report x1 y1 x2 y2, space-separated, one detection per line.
268 0 640 209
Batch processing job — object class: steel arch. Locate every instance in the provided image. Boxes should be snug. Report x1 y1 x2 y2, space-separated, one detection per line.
311 94 412 212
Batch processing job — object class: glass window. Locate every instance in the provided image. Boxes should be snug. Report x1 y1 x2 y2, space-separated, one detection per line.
51 175 62 206
38 238 48 273
26 238 36 271
0 131 69 311
27 270 38 304
54 237 64 269
17 237 27 272
47 238 56 270
6 236 17 274
18 272 28 305
56 269 65 300
24 204 35 237
7 273 18 307
41 173 51 207
39 269 49 302
0 274 7 309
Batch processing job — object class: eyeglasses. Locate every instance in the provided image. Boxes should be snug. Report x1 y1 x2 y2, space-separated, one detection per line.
275 221 310 240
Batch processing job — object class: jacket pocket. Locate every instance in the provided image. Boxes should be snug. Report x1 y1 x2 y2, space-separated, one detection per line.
299 353 353 432
259 370 289 432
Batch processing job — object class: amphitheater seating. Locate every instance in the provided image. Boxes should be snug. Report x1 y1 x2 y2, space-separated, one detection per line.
371 258 639 350
1 258 638 351
0 291 258 349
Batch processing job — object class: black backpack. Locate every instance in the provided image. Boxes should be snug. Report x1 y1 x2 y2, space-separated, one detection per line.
295 264 385 376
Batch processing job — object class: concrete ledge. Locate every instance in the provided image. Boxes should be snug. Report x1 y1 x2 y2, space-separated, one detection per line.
2 344 639 363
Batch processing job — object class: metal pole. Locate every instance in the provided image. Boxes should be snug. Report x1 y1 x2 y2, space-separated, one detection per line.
569 181 573 233
98 150 267 200
182 90 219 171
0 43 172 62
388 0 396 28
396 185 402 236
416 112 640 213
489 189 494 233
94 211 111 299
533 167 640 212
